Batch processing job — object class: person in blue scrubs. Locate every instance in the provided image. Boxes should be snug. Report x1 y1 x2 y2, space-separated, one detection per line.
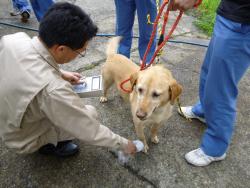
173 0 250 166
10 0 32 22
10 0 54 22
29 0 54 21
114 0 160 64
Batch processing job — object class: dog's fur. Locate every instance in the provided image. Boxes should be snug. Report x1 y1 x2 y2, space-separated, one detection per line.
100 37 182 152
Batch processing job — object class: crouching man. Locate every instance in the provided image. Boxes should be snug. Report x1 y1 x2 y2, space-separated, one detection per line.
0 2 136 157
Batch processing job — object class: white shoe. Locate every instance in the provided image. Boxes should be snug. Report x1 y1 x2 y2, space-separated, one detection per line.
10 8 21 16
178 106 206 123
185 148 226 167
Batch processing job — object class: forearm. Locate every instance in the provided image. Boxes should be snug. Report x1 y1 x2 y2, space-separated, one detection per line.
84 124 128 150
41 83 128 149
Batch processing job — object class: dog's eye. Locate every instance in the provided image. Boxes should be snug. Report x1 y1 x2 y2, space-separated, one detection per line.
152 92 160 98
138 87 143 94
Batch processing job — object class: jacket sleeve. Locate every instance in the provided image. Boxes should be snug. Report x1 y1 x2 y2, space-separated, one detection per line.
39 81 128 150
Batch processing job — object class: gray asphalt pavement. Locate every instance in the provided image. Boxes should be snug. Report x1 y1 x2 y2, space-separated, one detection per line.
0 0 250 187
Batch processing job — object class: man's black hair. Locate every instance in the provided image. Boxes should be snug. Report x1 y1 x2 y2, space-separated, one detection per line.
39 2 98 50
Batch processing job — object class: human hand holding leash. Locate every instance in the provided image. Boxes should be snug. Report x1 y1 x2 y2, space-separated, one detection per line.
169 0 198 11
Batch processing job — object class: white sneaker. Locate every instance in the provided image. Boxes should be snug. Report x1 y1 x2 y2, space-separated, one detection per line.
10 8 21 16
178 106 206 123
185 148 226 167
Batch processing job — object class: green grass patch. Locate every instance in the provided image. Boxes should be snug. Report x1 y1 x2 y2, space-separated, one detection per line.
194 0 220 36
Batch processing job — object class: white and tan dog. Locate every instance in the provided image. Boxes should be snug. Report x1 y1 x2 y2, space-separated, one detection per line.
100 37 182 152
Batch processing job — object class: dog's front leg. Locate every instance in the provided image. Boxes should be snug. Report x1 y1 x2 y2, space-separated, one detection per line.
150 123 161 144
133 119 149 153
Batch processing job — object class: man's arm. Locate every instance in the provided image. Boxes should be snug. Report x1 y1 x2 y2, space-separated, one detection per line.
40 81 136 154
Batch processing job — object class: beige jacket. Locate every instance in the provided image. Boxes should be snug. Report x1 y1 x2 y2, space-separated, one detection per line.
0 32 127 153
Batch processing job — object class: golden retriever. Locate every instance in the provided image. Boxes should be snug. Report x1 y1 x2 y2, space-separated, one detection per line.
100 37 182 152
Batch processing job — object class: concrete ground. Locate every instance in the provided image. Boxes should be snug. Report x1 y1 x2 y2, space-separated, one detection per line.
0 0 250 187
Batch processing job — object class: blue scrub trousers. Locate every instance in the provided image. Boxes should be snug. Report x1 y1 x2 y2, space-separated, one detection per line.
12 0 53 21
12 0 31 13
114 0 158 63
30 0 54 21
192 15 250 157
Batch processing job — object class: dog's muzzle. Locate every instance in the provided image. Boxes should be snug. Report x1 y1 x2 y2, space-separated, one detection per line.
136 111 147 121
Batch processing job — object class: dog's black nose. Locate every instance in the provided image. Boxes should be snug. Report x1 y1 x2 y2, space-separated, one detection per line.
136 111 147 120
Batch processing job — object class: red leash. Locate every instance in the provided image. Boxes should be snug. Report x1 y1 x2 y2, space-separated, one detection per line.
120 0 202 93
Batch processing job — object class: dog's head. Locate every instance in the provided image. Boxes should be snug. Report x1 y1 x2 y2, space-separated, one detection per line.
130 65 182 121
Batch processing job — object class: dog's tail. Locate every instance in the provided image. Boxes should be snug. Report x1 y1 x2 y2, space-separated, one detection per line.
106 36 122 56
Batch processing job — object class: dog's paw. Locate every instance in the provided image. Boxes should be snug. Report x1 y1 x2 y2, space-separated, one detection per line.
142 144 149 153
151 136 159 144
100 96 108 103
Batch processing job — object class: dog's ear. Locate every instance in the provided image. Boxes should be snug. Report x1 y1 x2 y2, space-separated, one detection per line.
169 81 182 105
130 72 138 89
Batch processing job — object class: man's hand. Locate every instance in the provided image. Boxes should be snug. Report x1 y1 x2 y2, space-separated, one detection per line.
169 0 198 11
61 70 83 85
123 140 137 155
